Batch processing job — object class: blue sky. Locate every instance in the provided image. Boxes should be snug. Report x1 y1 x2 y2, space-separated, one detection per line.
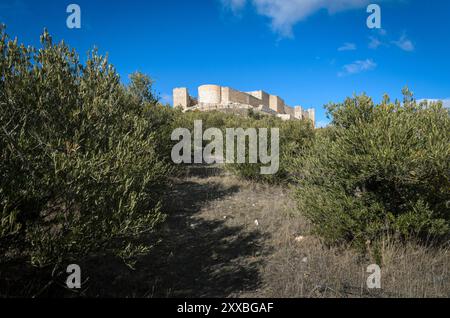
1 0 449 127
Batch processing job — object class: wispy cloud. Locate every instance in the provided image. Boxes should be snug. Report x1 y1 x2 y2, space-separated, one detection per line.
338 42 357 51
368 28 388 49
392 34 415 52
221 0 247 13
368 36 383 49
220 0 372 38
338 59 376 76
369 29 415 52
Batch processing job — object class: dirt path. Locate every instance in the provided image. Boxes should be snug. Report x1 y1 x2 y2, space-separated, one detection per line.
85 166 449 298
143 167 298 297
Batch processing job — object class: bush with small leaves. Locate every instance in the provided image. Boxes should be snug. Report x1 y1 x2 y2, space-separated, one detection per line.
0 27 173 268
174 110 315 183
290 90 450 248
226 116 315 183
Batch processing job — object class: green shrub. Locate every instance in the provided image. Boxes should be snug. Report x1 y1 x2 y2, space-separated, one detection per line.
291 90 450 247
226 116 314 183
173 110 314 183
0 28 173 267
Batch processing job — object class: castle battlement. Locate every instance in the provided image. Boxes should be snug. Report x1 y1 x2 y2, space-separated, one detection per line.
173 84 315 127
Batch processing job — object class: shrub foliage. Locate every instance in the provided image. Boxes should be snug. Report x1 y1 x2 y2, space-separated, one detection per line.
0 28 173 267
290 91 450 247
176 110 315 183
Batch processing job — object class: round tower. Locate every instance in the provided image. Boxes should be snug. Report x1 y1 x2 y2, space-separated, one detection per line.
198 85 222 104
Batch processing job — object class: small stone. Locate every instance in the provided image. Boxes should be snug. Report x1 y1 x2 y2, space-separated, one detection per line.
254 219 259 226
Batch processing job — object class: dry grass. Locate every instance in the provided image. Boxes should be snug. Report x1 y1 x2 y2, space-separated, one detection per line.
179 168 450 298
1 166 448 297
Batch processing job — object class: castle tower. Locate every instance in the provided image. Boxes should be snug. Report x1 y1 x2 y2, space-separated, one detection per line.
269 95 285 114
307 108 316 127
198 85 222 104
294 106 304 120
173 87 190 110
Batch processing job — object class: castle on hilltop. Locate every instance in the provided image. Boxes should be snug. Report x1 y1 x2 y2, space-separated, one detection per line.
173 85 316 127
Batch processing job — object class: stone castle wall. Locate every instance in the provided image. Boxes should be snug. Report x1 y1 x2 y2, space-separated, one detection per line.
173 84 316 127
269 95 285 114
247 91 270 108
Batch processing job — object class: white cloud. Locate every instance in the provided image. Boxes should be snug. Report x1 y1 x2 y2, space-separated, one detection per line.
221 0 372 38
392 34 415 52
338 59 376 76
338 42 357 51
